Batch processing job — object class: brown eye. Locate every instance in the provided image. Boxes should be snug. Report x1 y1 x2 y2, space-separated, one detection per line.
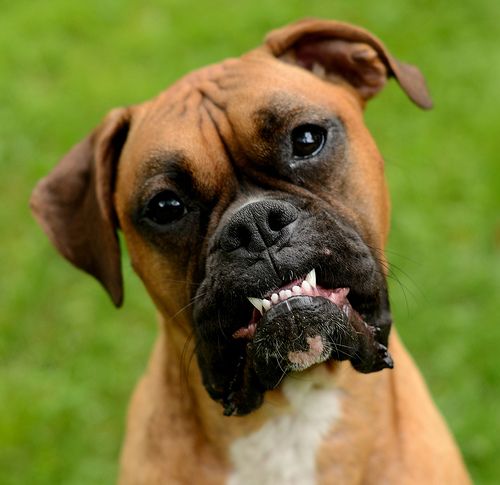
144 190 186 225
291 124 326 159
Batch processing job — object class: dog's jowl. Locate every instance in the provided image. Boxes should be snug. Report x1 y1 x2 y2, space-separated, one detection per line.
31 18 470 485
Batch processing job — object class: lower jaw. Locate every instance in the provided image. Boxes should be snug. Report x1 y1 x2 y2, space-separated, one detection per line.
219 295 393 416
247 295 358 387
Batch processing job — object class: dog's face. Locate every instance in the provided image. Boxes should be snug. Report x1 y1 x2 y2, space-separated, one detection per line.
31 20 431 415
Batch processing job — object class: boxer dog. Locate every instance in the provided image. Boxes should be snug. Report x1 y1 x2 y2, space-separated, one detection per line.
31 19 470 484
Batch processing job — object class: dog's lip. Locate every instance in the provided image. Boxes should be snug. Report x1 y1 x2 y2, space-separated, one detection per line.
232 269 351 339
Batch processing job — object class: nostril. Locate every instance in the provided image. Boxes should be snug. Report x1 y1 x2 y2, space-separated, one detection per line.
219 200 298 253
235 223 253 248
267 206 298 232
268 209 285 232
222 222 254 251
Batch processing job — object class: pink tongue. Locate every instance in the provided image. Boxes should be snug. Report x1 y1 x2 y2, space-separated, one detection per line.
327 287 350 306
233 323 257 339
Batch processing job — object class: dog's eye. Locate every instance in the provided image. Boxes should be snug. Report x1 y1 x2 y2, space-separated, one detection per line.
144 191 186 225
291 124 326 159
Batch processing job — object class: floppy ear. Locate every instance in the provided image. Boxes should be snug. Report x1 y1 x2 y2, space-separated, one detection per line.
265 18 433 109
30 108 131 307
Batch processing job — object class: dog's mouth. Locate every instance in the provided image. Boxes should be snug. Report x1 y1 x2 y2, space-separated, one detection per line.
215 268 393 416
233 269 351 340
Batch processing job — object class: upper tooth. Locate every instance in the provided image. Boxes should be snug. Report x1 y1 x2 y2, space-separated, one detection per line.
262 299 271 311
279 290 287 300
301 280 312 292
292 285 302 294
247 297 263 315
284 290 292 299
305 269 316 288
271 293 279 304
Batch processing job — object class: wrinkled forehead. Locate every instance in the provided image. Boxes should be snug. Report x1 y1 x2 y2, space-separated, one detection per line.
117 50 360 197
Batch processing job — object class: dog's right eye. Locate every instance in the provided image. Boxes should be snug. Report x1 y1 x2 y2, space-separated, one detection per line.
143 190 186 225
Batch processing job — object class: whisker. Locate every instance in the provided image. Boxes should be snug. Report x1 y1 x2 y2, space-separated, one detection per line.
169 291 208 322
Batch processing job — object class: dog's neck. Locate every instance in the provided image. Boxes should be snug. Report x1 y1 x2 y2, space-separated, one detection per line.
126 314 393 483
120 315 467 484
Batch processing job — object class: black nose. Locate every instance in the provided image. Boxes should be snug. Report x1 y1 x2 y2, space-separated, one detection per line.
220 200 298 253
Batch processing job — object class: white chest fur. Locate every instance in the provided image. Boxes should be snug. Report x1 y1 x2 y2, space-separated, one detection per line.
228 369 342 485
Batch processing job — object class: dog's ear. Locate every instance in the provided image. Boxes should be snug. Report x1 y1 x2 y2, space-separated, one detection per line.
265 18 432 109
30 108 131 307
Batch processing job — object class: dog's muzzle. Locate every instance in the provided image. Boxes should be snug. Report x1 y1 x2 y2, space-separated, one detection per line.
193 199 393 416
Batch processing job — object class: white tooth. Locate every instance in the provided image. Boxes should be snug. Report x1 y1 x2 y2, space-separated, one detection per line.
279 290 287 300
305 268 317 288
302 280 312 292
284 290 292 299
247 297 263 315
342 304 351 318
292 285 302 294
262 299 271 311
271 293 279 304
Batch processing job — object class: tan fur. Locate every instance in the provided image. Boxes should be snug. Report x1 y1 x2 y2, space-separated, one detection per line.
118 321 469 484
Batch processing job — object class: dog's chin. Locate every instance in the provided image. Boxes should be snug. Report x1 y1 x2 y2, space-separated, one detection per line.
247 295 353 389
206 270 394 417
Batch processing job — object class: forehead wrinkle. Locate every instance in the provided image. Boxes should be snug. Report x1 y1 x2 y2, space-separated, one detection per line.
136 58 248 137
135 80 205 134
127 62 246 203
193 60 250 110
194 105 235 191
149 88 203 126
142 107 232 199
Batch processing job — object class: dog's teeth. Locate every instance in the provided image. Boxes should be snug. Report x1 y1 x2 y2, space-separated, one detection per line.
342 304 351 318
284 290 292 299
279 290 287 300
262 299 271 311
302 280 312 293
271 293 279 304
247 297 263 315
305 268 316 288
292 285 302 295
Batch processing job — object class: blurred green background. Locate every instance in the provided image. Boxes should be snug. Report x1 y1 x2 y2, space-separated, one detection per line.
1 0 499 483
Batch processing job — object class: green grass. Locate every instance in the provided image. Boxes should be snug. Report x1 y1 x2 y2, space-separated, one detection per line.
1 1 499 483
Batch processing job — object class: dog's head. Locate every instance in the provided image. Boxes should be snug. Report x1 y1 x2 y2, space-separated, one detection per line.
31 19 431 415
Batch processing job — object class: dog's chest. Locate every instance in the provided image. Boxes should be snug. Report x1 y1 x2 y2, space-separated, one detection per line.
228 372 342 485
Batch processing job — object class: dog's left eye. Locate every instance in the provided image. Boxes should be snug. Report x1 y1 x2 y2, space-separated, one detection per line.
291 124 326 159
143 190 186 225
